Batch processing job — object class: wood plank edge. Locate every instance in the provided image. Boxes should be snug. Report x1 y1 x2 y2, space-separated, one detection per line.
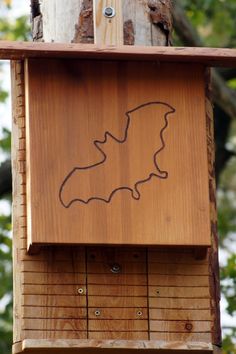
0 41 236 66
12 341 23 354
19 340 214 351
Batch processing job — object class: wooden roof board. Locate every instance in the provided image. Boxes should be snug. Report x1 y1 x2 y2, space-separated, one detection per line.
1 41 236 66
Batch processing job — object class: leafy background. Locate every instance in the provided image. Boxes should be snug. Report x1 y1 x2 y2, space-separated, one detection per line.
0 0 235 353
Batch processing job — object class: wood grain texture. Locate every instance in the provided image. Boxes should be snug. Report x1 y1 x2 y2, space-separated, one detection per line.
11 60 88 344
13 339 214 354
205 70 222 346
122 0 166 46
41 0 83 43
25 59 211 248
40 0 169 46
11 60 26 344
94 0 123 46
86 247 149 339
1 42 236 66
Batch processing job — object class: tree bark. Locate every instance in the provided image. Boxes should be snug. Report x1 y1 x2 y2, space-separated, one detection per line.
37 0 172 45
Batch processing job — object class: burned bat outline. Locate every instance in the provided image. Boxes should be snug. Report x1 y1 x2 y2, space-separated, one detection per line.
59 101 176 208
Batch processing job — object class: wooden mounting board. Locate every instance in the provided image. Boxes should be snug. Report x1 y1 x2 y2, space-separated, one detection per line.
25 58 211 248
1 41 236 66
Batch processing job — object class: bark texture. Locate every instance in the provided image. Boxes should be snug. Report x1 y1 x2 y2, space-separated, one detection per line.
30 0 43 42
72 0 94 43
40 0 172 45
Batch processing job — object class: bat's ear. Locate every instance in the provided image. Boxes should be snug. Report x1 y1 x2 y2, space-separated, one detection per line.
128 102 175 118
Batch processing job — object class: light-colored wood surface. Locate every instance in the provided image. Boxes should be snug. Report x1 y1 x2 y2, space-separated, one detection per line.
11 60 26 344
25 59 211 247
94 0 123 46
39 0 169 46
1 41 236 66
122 1 167 46
147 249 212 343
13 339 214 354
41 0 83 43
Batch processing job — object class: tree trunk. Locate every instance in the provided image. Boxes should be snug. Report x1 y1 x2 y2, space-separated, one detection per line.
32 0 172 46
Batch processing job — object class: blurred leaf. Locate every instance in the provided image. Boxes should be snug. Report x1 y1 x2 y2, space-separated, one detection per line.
0 89 8 102
222 332 236 354
0 15 30 41
0 128 11 153
228 79 236 90
3 0 11 8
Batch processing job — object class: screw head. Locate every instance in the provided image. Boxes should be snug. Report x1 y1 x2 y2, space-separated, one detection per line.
95 309 101 317
185 323 193 331
137 310 143 317
110 263 121 273
77 288 84 295
103 7 115 18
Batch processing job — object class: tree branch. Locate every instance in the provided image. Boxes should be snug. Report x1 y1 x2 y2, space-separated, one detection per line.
218 68 236 81
0 160 12 198
172 1 236 181
172 2 236 120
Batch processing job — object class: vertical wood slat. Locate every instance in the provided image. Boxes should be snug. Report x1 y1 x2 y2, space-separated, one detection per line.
12 60 26 343
205 69 221 346
93 0 123 45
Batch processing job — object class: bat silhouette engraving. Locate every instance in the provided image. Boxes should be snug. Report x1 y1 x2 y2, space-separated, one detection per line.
59 101 176 208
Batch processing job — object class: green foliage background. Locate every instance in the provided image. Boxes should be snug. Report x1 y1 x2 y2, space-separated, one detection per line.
0 1 235 353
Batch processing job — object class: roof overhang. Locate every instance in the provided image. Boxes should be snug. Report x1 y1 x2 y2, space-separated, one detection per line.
1 41 236 67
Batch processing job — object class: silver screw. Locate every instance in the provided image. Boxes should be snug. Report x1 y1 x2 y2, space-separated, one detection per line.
110 263 121 273
77 288 84 295
137 310 143 317
95 310 101 317
103 7 115 18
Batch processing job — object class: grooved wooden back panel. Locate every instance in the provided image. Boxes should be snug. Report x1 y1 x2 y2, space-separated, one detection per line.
25 59 211 248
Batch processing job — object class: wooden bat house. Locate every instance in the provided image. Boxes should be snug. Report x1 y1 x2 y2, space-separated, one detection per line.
1 3 236 353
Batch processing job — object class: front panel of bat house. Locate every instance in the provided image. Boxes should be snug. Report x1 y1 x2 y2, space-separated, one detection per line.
25 59 211 249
